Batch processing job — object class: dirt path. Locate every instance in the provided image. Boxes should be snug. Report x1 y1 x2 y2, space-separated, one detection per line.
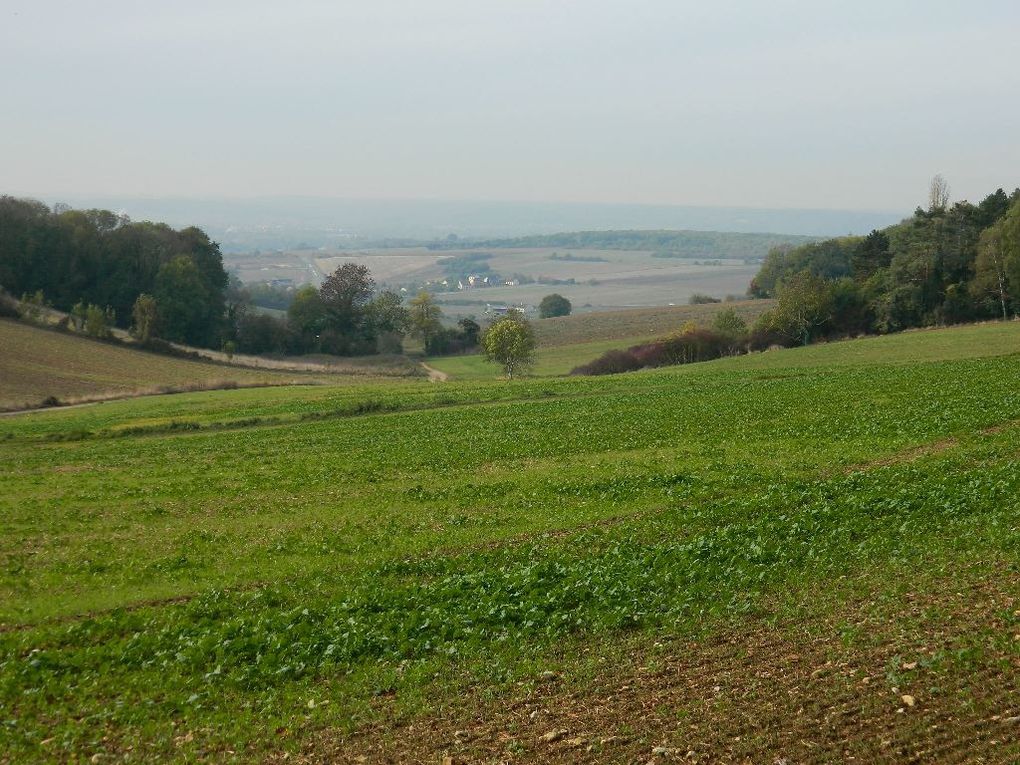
0 400 102 417
421 362 449 381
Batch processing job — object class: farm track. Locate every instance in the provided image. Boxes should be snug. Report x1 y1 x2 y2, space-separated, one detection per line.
420 363 450 382
835 416 1020 475
300 565 1020 764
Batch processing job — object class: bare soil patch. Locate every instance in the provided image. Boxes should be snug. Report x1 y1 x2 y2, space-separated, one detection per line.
292 566 1019 764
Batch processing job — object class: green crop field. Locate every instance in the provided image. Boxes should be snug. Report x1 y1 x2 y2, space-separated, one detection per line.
2 322 1019 762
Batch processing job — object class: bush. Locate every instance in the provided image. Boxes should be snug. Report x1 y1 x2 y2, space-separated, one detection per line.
570 349 642 376
235 312 290 355
657 328 731 364
18 290 47 322
627 341 670 368
746 312 791 351
573 326 733 375
711 308 748 353
688 293 721 305
84 305 115 338
423 318 481 356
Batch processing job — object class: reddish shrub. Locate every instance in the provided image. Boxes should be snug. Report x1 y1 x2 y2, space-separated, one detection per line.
628 341 669 367
570 349 642 376
574 327 739 376
747 325 791 351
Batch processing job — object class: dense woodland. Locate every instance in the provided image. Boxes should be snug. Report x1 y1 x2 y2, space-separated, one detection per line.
0 197 228 347
749 183 1020 343
573 182 1020 375
0 196 438 357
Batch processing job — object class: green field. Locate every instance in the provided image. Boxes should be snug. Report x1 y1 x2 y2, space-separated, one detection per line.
429 308 1020 381
2 322 1020 762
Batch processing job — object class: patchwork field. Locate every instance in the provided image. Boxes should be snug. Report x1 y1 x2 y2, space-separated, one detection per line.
230 246 769 317
1 322 1019 762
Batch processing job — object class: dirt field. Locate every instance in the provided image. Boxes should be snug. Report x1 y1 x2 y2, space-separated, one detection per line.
531 300 773 346
297 562 1020 764
0 319 304 410
227 246 765 318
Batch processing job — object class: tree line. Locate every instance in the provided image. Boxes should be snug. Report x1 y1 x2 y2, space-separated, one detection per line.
0 196 485 357
749 180 1020 344
0 196 228 347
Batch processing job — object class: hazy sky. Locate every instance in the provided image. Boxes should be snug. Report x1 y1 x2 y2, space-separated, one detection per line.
3 0 1019 211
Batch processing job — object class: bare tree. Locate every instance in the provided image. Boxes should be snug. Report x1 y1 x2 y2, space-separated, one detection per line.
928 174 950 213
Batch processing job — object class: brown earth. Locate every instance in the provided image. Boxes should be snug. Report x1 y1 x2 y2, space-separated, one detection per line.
287 566 1019 764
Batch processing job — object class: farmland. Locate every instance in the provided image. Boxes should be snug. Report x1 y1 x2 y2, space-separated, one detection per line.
1 322 1019 762
529 299 771 346
0 320 298 411
426 300 775 379
228 237 793 318
0 320 422 412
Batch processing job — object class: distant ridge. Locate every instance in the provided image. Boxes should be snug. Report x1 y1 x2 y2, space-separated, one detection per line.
27 195 903 251
446 229 817 259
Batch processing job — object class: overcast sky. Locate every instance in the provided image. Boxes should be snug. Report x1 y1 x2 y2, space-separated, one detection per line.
3 0 1018 212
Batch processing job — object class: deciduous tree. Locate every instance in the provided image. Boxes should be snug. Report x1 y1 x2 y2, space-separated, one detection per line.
319 263 374 335
538 293 572 318
131 293 158 342
769 271 834 346
409 291 442 348
482 311 536 379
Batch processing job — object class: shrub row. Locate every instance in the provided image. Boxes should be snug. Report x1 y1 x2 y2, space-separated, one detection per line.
572 327 750 376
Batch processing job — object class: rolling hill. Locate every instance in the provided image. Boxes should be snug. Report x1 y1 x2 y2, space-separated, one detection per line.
0 319 416 411
1 321 1019 762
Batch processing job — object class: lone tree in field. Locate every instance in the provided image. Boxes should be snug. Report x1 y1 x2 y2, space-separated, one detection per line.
538 293 572 318
482 310 536 379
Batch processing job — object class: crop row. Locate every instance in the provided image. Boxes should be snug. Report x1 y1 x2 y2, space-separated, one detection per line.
2 428 1018 758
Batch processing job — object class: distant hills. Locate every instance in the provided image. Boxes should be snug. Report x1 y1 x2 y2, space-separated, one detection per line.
450 229 817 259
26 195 902 252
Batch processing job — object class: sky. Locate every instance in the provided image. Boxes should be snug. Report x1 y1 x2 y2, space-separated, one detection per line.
3 0 1019 212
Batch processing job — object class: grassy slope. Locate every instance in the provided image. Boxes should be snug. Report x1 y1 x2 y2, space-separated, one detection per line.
530 299 771 346
1 321 1019 761
0 319 420 410
429 300 773 380
0 319 296 410
432 312 1020 381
